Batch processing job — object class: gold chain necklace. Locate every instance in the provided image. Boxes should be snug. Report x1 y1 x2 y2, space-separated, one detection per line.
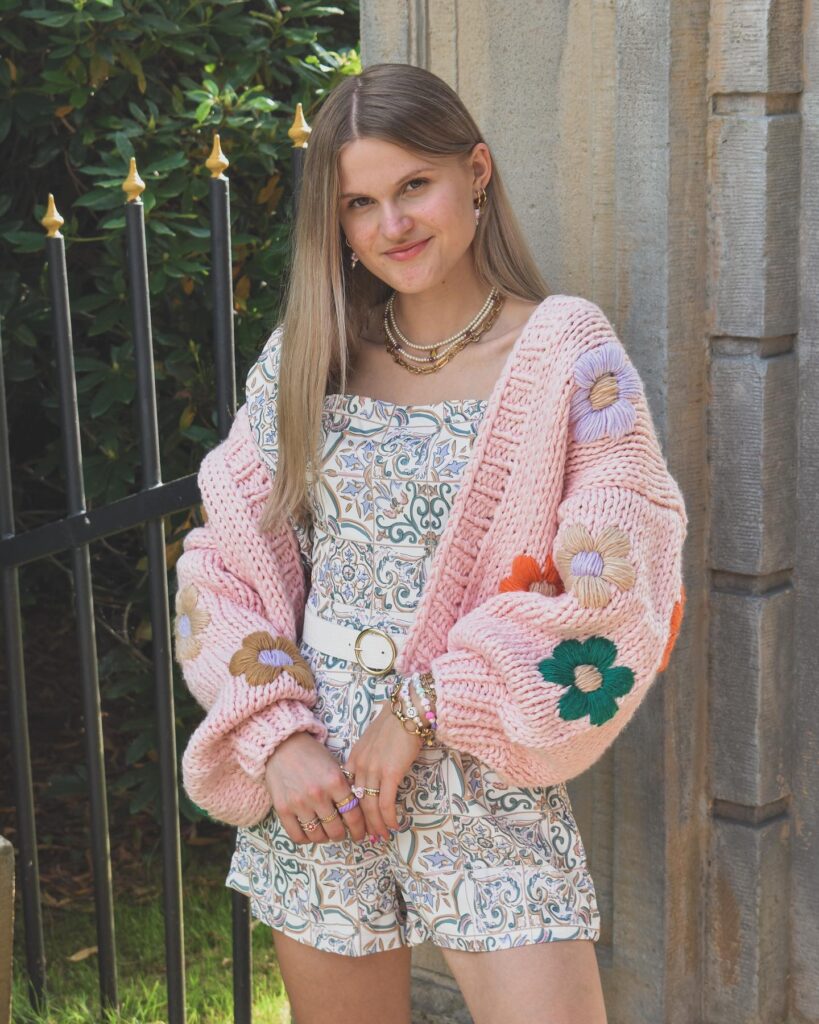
382 289 506 375
386 287 499 352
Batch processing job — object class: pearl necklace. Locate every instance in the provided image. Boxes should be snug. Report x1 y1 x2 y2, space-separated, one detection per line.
385 287 500 352
383 288 506 375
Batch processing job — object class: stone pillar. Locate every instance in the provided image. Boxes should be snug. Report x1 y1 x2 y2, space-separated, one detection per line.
704 2 802 1021
794 0 819 1021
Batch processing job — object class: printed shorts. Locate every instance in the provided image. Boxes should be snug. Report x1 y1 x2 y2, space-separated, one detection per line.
225 638 601 958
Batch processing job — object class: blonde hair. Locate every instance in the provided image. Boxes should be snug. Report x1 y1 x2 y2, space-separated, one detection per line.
258 62 549 534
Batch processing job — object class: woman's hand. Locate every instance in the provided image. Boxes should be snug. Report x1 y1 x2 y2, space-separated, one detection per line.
264 732 367 845
344 696 424 840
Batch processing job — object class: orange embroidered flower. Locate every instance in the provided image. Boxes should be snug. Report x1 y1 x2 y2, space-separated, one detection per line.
499 553 564 596
228 631 315 691
173 585 211 663
657 584 686 672
554 524 636 608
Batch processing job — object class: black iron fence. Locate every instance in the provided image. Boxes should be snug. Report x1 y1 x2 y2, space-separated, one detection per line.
1 104 311 1024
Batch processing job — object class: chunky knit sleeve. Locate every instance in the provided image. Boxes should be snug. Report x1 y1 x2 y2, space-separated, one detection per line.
174 346 327 828
429 309 688 787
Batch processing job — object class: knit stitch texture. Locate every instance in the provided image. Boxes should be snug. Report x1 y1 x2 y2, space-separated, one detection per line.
174 294 687 826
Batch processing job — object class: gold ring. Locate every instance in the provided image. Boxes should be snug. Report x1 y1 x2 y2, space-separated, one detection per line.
297 815 321 833
363 787 381 796
340 767 355 781
318 810 340 824
333 792 356 808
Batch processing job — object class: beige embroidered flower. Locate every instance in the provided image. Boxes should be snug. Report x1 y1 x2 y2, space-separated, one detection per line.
228 631 315 691
554 524 636 608
173 585 211 662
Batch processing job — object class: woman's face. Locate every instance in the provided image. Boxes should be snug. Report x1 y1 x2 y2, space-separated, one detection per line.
337 137 491 295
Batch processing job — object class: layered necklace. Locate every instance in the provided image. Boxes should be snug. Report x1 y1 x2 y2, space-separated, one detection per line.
383 286 506 375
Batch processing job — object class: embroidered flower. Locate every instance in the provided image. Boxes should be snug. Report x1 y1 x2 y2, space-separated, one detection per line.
569 341 642 443
228 630 315 691
173 585 210 663
554 524 636 608
538 636 634 727
657 584 686 672
499 553 564 596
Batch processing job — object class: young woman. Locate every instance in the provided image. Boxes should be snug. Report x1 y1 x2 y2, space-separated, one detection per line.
174 63 687 1024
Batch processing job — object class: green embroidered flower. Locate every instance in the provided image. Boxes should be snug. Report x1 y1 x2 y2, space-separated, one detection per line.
537 636 635 726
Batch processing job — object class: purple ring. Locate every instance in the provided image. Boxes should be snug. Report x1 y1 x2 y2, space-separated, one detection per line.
336 796 360 814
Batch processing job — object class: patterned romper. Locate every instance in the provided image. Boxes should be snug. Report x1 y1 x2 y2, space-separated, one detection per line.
226 379 601 957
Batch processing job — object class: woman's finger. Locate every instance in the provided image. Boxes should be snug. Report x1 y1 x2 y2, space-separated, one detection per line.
293 808 328 845
378 772 401 831
278 810 311 845
333 786 367 842
360 779 389 841
315 801 347 843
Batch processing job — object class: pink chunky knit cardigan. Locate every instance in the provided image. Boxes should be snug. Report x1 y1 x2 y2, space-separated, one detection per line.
175 294 688 827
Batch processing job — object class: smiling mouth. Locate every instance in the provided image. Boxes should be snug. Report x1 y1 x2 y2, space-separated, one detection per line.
384 237 431 257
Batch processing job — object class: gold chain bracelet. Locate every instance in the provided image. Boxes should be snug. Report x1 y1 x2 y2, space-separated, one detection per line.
389 678 436 747
417 670 436 703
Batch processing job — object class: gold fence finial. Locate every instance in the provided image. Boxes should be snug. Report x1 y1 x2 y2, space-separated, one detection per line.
41 193 64 238
206 133 229 178
288 103 311 148
122 157 146 202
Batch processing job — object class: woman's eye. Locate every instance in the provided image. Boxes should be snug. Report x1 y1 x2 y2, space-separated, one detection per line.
347 179 428 210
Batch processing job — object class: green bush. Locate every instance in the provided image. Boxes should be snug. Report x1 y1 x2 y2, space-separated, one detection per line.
0 0 360 822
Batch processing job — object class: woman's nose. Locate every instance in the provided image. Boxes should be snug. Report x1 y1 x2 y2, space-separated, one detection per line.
380 204 413 238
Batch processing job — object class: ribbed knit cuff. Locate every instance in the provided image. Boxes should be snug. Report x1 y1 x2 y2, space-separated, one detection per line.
431 653 509 760
431 652 564 787
232 699 329 783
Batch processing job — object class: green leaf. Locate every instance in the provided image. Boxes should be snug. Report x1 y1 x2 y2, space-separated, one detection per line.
126 730 156 765
100 214 126 230
3 230 44 252
73 189 121 210
143 152 188 176
20 9 75 26
242 96 279 112
0 25 25 49
194 98 215 123
114 130 135 162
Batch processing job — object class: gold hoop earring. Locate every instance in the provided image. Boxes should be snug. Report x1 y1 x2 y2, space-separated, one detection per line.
344 235 359 269
474 186 488 223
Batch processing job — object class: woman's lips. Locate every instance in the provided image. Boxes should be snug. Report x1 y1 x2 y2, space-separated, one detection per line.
385 237 431 260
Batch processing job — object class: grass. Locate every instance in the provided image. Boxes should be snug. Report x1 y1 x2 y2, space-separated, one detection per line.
11 839 292 1024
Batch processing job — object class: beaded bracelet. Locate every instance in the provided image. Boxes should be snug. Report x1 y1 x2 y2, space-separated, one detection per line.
411 674 437 730
389 677 436 746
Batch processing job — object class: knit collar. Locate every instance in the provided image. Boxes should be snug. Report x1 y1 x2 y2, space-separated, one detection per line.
395 293 565 675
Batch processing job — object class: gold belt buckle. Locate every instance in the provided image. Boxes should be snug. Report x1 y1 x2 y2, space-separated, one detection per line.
353 626 397 676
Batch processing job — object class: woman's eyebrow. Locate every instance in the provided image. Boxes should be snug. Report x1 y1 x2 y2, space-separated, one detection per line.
340 166 437 199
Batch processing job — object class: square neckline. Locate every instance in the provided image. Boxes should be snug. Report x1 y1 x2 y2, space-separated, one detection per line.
324 391 489 412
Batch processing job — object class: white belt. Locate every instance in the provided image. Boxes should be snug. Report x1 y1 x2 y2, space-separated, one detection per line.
301 604 406 676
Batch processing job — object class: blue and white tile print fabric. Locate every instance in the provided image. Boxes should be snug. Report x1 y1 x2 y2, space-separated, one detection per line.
227 370 601 957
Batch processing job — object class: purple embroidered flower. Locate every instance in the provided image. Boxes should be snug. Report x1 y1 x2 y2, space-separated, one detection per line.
569 341 642 443
228 631 314 690
173 585 210 663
